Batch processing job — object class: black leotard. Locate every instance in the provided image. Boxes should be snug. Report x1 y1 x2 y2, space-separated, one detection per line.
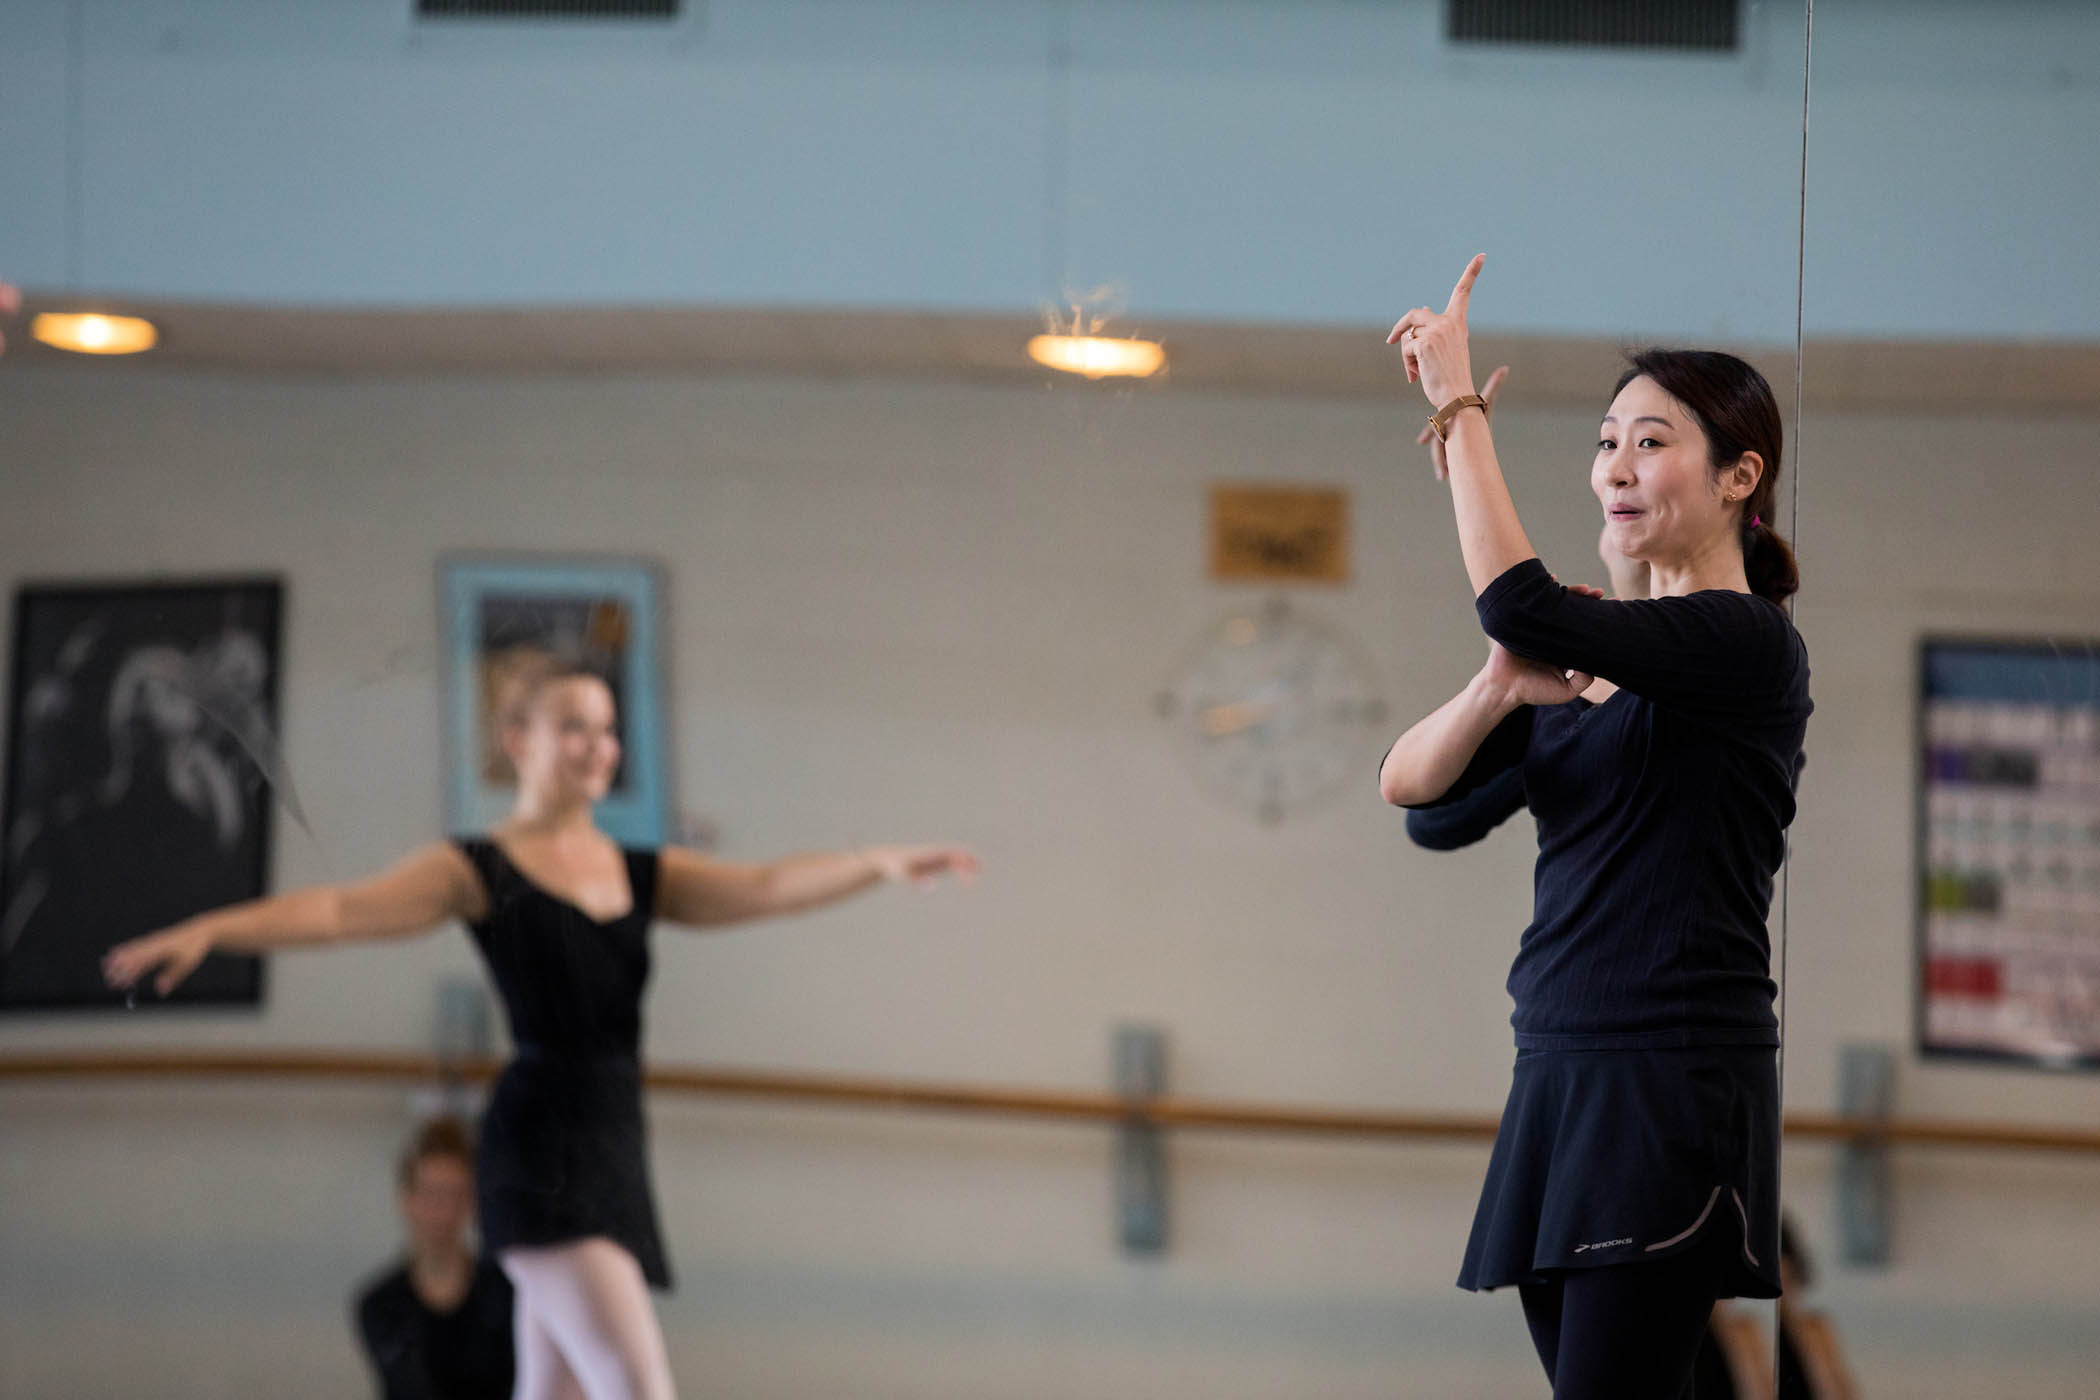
452 838 671 1289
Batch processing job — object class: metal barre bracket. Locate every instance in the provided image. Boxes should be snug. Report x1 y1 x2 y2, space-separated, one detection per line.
1114 1025 1168 1255
1836 1043 1894 1267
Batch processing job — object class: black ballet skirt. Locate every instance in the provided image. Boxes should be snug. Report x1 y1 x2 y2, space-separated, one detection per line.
453 838 672 1291
1457 1044 1782 1300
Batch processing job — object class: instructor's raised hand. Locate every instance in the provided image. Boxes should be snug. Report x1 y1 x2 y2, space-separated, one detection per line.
1387 254 1485 408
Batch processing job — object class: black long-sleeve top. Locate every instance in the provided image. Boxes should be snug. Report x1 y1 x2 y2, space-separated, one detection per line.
353 1257 515 1400
1405 764 1528 850
1407 558 1811 1050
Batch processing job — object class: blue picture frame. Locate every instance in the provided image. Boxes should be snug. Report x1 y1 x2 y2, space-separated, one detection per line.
441 556 670 847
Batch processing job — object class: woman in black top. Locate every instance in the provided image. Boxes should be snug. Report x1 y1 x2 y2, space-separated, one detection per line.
1379 257 1810 1399
108 656 976 1400
1404 521 1650 852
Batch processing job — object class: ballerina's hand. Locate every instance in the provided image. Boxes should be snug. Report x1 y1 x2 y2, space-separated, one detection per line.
0 283 20 354
863 845 980 890
102 924 214 998
1480 639 1593 709
1416 363 1509 480
1387 253 1484 408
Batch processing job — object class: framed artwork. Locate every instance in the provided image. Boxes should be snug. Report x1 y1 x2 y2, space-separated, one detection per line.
440 556 670 847
1918 637 2100 1070
1 578 282 1011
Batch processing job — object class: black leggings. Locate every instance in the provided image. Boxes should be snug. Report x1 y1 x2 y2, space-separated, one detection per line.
1517 1232 1731 1400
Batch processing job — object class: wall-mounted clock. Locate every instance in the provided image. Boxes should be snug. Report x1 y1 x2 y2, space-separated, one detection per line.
1156 598 1389 825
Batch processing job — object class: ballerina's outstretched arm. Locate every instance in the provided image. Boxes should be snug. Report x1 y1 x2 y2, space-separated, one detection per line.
102 843 482 997
653 843 978 929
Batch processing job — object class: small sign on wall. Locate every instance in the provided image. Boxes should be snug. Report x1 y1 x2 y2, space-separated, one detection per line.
1209 484 1350 584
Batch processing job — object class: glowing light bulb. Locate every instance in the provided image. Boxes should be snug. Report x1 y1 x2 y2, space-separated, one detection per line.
31 312 158 355
1026 333 1165 380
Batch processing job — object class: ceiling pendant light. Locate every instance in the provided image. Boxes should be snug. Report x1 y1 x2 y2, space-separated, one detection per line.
1026 333 1165 380
31 312 159 356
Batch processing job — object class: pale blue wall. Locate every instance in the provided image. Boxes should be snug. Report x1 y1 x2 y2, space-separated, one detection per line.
0 1 2093 341
1807 0 2100 341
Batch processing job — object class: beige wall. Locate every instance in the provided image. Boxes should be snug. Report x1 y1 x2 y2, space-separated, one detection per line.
2 365 2097 1397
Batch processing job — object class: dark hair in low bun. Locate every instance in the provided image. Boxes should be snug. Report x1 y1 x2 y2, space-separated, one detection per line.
1615 348 1799 607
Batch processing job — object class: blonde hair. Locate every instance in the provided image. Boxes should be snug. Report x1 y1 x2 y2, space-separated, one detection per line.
491 649 603 730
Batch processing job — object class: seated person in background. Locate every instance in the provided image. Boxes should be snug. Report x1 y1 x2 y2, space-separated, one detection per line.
1773 1214 1861 1399
1693 1214 1862 1399
355 1117 515 1400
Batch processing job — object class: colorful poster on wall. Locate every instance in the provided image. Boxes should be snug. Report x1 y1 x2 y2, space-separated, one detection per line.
441 556 670 847
1919 639 2100 1069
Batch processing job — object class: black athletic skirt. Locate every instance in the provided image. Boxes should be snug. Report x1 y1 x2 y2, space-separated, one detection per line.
1457 1044 1781 1299
477 1050 673 1291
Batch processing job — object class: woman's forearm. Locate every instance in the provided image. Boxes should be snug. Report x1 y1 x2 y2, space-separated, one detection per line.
726 851 885 921
107 844 468 994
767 851 886 913
1379 671 1520 807
1439 411 1539 595
182 887 347 954
660 841 976 928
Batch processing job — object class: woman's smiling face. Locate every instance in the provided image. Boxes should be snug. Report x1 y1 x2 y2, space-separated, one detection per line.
506 674 622 805
1592 374 1737 567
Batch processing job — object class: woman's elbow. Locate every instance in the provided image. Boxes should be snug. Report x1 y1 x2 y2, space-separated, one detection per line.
1476 608 1529 654
1476 588 1567 659
1379 767 1424 808
314 886 359 942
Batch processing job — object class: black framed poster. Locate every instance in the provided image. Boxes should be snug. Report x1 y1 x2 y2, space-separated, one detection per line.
1 578 283 1011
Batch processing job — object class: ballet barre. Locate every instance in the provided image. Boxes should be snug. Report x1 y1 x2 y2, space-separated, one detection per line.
3 1049 2097 1156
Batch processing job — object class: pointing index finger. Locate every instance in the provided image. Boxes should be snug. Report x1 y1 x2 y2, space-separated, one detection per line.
1446 254 1485 317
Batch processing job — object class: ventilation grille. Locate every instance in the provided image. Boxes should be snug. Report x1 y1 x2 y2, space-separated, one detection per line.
417 0 679 19
1447 0 1739 52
